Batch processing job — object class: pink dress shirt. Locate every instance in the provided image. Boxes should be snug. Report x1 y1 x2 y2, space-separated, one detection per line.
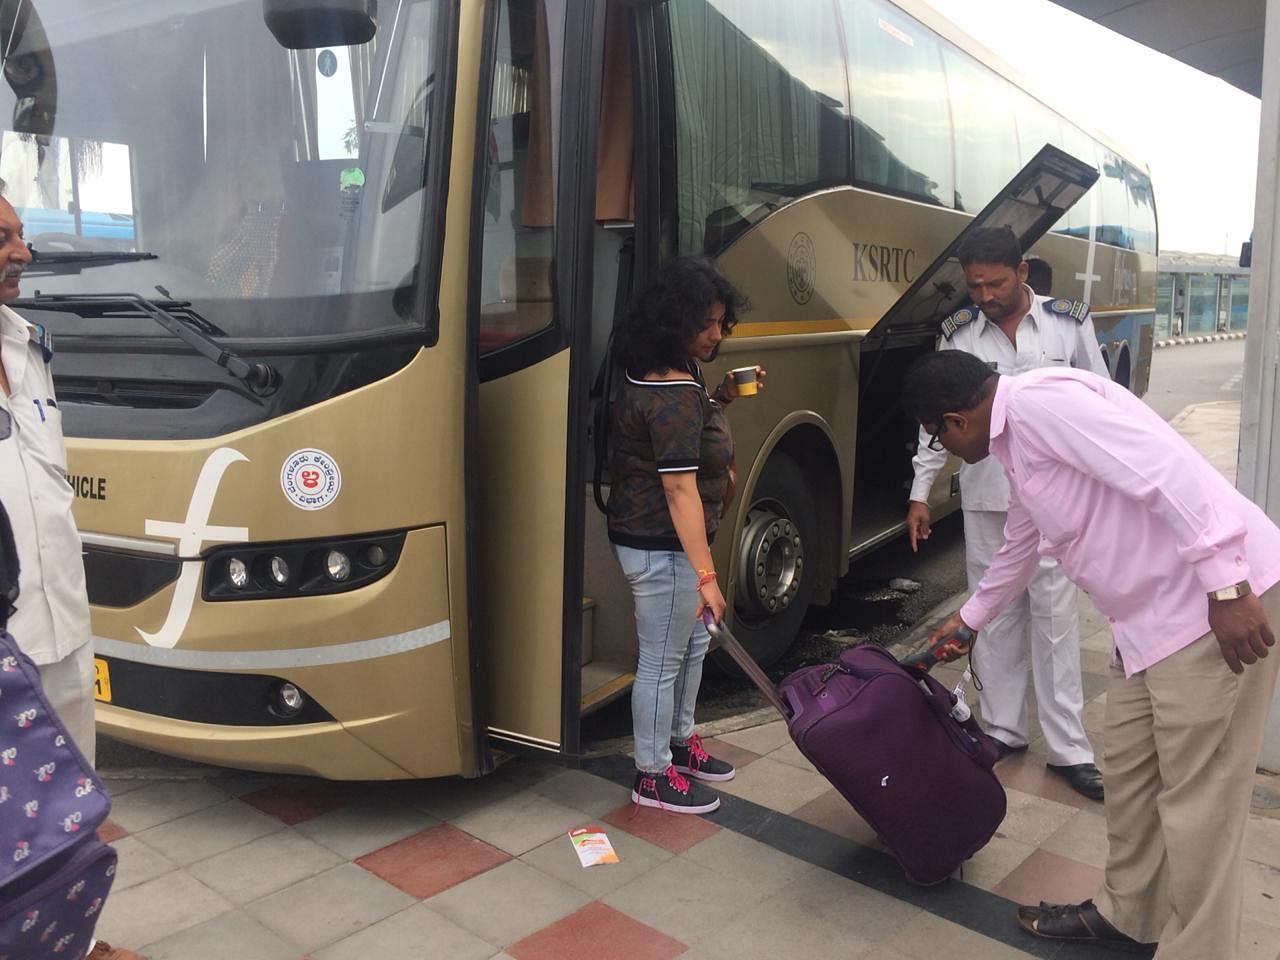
959 368 1280 676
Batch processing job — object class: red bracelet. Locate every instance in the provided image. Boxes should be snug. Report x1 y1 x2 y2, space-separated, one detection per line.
696 571 717 588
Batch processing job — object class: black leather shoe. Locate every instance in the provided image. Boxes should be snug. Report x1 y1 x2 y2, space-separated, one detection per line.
1017 899 1153 952
994 740 1028 761
1047 762 1105 801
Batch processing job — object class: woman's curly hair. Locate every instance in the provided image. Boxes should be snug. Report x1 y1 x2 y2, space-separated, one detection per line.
615 256 747 375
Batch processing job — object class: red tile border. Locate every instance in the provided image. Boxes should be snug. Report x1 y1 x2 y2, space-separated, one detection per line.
996 754 1091 810
991 848 1104 906
601 802 720 854
508 901 687 960
239 780 365 825
356 823 510 899
97 819 128 843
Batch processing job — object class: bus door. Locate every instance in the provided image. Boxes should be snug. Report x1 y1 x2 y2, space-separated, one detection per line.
855 145 1099 535
469 0 609 759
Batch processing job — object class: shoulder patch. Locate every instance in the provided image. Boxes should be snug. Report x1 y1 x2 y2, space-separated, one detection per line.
28 323 53 363
940 306 979 340
1047 298 1090 323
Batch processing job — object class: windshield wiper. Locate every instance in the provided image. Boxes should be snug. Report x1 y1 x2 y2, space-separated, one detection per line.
25 247 159 275
15 291 279 397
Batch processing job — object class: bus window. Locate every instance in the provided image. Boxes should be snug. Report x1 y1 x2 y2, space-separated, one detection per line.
1096 146 1133 250
667 0 850 255
476 0 560 354
1012 91 1064 169
941 46 1020 213
841 0 952 208
1060 120 1098 238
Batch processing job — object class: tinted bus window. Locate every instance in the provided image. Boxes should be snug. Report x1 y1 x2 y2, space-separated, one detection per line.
840 0 952 207
1059 121 1098 238
941 46 1020 213
1096 147 1133 249
668 0 851 255
1122 162 1157 255
1012 92 1064 168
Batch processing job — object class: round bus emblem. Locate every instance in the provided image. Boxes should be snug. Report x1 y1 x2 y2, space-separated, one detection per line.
787 232 816 305
281 448 342 510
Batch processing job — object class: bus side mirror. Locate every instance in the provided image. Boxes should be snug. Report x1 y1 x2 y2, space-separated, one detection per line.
263 0 377 49
1240 240 1252 268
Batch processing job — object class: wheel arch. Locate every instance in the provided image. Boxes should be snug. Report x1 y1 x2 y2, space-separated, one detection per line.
726 413 845 611
1112 340 1132 389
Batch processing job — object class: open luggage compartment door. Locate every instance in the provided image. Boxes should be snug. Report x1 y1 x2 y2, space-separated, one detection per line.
866 144 1100 344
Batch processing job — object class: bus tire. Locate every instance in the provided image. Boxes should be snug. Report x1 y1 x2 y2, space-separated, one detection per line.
717 451 817 669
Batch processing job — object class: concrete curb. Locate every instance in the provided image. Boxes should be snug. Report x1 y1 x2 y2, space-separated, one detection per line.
1154 331 1247 348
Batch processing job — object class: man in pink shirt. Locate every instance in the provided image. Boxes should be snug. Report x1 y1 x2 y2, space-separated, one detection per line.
905 349 1280 959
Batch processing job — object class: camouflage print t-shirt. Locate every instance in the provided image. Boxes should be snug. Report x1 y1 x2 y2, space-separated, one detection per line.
606 366 733 551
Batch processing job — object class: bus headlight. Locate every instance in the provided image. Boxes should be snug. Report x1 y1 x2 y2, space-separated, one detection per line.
268 555 291 586
202 531 406 601
325 550 351 582
228 557 249 589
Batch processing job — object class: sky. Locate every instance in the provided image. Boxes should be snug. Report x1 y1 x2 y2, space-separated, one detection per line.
925 0 1263 256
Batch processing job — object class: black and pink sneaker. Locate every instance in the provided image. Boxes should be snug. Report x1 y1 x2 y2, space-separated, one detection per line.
670 733 736 782
632 765 720 814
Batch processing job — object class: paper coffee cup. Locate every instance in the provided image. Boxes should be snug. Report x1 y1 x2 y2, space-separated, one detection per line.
731 366 759 396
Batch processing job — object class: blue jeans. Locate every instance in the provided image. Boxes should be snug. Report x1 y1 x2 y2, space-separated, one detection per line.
613 545 711 774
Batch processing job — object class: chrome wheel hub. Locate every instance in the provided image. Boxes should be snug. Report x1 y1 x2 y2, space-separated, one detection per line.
737 504 804 617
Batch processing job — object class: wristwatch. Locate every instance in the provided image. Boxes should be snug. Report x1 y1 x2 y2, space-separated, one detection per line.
1207 581 1252 601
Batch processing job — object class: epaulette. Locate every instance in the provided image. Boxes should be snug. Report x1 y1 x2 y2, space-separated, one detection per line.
940 306 979 340
1046 298 1090 323
28 322 53 363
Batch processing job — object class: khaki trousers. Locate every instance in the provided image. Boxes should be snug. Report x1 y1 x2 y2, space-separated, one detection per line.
36 641 97 765
1094 586 1280 959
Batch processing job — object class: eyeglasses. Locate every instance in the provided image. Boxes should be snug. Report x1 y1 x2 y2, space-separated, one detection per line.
926 421 947 451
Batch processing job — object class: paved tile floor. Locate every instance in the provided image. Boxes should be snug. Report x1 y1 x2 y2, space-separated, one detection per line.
92 603 1280 960
89 399 1280 959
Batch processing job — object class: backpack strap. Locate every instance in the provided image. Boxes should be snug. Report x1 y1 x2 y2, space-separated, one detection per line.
0 500 19 629
590 236 634 516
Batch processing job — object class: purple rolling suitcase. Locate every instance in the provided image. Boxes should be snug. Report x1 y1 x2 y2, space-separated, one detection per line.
706 616 1006 885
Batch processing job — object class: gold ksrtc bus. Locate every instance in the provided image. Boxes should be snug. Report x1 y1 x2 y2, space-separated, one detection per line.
0 0 1156 778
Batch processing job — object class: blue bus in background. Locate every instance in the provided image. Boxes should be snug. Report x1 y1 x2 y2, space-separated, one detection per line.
17 205 135 244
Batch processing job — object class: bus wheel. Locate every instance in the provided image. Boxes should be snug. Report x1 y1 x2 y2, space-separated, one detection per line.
722 452 817 668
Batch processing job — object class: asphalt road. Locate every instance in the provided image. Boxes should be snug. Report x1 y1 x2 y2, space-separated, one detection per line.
98 339 1251 770
1144 339 1246 419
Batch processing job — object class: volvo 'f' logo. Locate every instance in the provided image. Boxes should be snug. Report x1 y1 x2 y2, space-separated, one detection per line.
138 448 249 648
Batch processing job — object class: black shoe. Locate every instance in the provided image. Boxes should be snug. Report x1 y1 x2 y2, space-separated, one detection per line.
632 766 720 814
1047 762 1105 801
1017 899 1153 952
670 734 736 782
994 739 1028 761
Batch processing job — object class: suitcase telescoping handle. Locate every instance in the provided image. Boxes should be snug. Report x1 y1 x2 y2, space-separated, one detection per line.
899 625 975 673
701 610 792 719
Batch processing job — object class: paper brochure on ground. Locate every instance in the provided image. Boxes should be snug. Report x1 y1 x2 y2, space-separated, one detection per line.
568 826 620 867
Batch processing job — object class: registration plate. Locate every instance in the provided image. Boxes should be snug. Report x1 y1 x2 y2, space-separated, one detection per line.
93 657 112 703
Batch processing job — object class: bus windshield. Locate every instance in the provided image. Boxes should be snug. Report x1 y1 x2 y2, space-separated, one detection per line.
0 0 443 340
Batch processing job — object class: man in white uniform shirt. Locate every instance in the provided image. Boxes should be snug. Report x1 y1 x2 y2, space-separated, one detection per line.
0 193 143 960
906 226 1107 800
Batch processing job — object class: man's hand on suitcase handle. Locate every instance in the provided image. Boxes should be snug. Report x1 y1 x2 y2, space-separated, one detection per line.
902 613 976 672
